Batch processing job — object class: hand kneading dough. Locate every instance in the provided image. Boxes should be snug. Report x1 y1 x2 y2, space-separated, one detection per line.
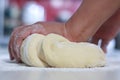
20 33 106 68
20 34 48 67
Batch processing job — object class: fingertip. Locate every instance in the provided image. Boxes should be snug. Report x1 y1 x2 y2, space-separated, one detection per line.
102 47 107 53
101 40 109 54
8 39 15 60
10 55 14 60
16 57 22 63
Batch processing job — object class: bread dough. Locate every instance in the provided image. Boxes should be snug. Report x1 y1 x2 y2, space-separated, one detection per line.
20 34 48 67
38 33 69 63
41 34 106 68
20 33 106 68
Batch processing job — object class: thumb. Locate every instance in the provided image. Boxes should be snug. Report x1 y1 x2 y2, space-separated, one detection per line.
101 39 110 53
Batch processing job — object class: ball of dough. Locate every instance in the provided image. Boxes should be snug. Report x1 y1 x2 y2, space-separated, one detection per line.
41 34 106 68
20 34 48 67
20 33 106 68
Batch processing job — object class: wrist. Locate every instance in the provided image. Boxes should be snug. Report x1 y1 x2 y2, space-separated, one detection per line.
64 22 87 42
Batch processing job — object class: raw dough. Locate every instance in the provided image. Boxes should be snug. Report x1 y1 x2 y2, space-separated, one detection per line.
20 34 48 67
20 33 106 68
41 34 106 68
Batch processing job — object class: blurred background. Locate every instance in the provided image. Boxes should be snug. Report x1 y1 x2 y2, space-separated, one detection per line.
0 0 120 55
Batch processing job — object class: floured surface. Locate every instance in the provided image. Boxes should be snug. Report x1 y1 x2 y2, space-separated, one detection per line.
0 54 120 80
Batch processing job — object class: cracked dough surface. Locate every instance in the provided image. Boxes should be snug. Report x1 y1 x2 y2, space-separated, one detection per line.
20 33 106 68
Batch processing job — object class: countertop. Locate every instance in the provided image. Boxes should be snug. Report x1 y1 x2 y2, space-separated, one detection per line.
0 48 120 80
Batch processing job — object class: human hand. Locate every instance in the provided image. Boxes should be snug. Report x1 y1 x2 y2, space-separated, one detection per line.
92 9 120 53
9 22 73 62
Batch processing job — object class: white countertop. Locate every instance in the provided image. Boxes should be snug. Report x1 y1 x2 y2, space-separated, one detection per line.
0 48 120 80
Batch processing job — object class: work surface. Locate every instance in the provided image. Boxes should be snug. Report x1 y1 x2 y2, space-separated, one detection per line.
0 49 120 80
